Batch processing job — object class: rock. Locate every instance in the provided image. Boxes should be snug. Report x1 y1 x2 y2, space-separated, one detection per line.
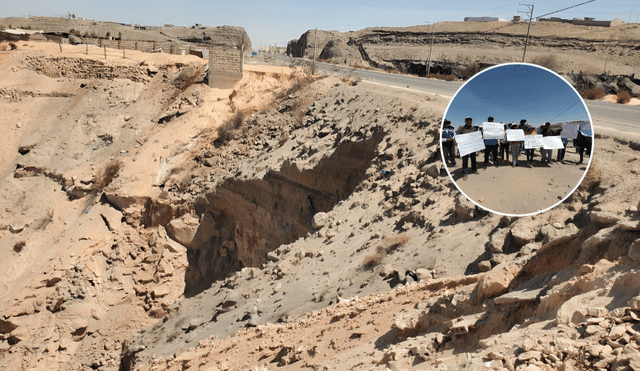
489 229 508 253
311 212 329 229
517 351 542 361
510 226 536 245
578 226 617 264
426 163 440 178
477 261 492 272
590 211 621 225
266 251 279 262
621 77 640 97
454 196 475 221
628 295 640 310
585 345 604 357
166 214 200 249
69 35 83 45
415 268 432 281
99 204 123 231
619 221 640 231
609 325 626 340
476 263 521 301
628 239 640 262
585 325 602 335
587 307 608 317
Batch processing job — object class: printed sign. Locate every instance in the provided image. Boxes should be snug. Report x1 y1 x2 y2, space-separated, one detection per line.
482 122 506 140
455 131 485 157
580 122 592 131
543 136 565 150
524 135 545 149
505 129 525 142
561 123 579 139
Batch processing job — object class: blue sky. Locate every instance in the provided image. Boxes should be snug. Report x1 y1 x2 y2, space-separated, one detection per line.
444 64 590 128
1 1 638 48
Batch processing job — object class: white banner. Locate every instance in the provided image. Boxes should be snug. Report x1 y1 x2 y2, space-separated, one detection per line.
524 135 545 149
543 136 565 150
482 122 506 140
505 129 525 142
561 123 579 139
580 122 592 131
455 131 485 157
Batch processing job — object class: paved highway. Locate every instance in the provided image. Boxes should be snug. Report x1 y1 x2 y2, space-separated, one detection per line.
269 55 639 137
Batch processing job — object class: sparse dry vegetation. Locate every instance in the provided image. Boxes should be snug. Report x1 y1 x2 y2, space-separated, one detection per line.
363 253 383 268
215 111 246 145
582 87 605 100
13 241 26 253
94 160 123 190
531 54 559 71
617 90 632 104
457 62 481 80
381 234 412 254
428 73 457 81
578 163 601 191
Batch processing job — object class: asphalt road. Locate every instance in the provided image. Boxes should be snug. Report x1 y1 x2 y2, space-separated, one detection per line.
269 55 639 137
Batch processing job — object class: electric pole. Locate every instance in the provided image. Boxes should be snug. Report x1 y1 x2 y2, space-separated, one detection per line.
519 4 534 63
313 28 317 75
426 22 436 77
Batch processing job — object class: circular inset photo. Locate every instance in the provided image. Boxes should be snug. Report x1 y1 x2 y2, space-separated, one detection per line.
440 63 593 216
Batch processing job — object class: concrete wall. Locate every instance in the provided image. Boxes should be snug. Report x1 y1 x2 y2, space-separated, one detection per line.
539 17 623 27
208 47 243 89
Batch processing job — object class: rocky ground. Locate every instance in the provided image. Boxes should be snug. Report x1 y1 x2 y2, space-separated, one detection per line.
1 40 640 371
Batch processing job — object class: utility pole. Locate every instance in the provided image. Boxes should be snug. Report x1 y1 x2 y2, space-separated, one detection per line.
519 4 534 63
426 22 436 78
313 28 317 75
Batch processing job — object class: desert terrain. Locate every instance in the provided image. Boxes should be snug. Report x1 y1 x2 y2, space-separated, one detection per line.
0 30 640 371
446 148 588 215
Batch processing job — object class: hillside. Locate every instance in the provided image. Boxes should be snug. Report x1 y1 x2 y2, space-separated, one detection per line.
287 21 640 77
1 40 640 371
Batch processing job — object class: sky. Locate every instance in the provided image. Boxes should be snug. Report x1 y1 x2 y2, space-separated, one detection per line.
1 0 638 48
443 64 590 128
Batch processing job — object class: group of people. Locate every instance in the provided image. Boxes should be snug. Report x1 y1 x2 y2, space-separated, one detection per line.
441 116 592 180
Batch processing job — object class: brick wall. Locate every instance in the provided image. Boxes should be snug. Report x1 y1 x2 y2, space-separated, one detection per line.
208 47 242 73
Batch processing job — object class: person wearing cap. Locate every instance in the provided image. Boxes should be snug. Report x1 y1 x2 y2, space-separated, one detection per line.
539 122 553 163
455 116 479 179
441 120 456 166
483 116 500 168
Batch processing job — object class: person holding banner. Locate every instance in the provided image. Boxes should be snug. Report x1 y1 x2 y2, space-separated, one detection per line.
500 123 510 164
441 120 457 166
509 123 524 167
456 117 479 180
556 127 568 162
539 122 553 163
483 116 500 168
522 120 536 163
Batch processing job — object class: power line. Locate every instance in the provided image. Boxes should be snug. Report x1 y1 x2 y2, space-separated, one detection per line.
536 0 597 19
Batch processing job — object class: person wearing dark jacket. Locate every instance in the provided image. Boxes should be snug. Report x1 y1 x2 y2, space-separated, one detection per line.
455 117 479 180
576 127 592 164
539 122 553 163
441 120 456 166
483 116 499 168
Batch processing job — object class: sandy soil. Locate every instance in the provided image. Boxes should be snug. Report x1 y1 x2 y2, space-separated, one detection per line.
2 39 640 371
446 147 589 215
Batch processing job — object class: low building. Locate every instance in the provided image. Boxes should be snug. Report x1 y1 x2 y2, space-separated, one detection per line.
464 17 506 22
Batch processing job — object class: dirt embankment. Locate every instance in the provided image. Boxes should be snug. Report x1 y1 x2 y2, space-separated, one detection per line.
2 40 640 371
287 21 640 80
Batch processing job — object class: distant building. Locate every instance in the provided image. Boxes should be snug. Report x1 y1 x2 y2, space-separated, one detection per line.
464 17 506 22
512 16 522 22
538 16 623 27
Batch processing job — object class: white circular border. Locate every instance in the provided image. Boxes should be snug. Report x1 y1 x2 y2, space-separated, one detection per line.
439 62 594 218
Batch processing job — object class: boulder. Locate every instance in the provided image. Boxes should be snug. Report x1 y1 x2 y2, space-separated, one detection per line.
312 212 329 229
489 228 509 253
475 263 521 301
166 214 200 249
628 239 640 262
590 211 621 225
510 226 536 245
454 196 475 221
